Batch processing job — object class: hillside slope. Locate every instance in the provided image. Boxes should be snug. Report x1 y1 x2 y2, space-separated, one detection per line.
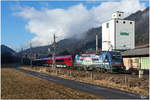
1 45 16 55
1 45 20 64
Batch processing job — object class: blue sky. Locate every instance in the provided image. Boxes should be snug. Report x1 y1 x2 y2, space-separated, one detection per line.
1 0 149 51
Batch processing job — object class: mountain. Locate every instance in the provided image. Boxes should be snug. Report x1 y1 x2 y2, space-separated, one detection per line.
1 45 16 55
125 7 149 46
20 7 149 58
1 45 19 64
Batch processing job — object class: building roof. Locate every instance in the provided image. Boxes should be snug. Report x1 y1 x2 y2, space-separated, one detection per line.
135 44 149 49
121 47 149 57
116 11 124 13
102 18 134 24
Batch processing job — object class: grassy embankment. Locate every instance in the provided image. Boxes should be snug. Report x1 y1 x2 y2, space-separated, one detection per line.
21 66 149 96
1 68 101 99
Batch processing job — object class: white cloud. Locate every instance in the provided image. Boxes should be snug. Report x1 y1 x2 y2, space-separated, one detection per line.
14 0 145 47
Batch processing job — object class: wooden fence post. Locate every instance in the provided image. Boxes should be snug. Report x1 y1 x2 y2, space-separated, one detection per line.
139 69 143 79
125 74 127 86
91 71 93 80
70 69 72 76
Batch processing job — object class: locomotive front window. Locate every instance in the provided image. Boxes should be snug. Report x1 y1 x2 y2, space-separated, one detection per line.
110 52 122 61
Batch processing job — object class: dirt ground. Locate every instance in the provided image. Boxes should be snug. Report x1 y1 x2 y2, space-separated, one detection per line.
1 68 101 99
21 66 149 96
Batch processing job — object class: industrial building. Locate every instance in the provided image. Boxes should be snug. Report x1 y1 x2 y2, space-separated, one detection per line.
102 11 135 51
121 45 149 73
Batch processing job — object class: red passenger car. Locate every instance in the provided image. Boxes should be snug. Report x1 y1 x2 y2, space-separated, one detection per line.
32 55 73 68
46 55 73 67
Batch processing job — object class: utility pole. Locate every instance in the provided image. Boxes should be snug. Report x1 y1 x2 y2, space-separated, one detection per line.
48 48 50 56
53 34 56 69
30 42 32 67
96 34 98 54
21 48 23 65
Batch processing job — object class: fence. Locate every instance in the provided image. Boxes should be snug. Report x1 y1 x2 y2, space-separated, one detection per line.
30 66 149 89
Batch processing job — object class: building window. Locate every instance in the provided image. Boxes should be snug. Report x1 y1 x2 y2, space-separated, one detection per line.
119 14 121 16
116 21 119 23
106 23 109 28
123 21 126 24
130 22 132 24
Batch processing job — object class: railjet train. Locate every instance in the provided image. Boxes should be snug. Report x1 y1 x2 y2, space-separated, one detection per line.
32 51 125 72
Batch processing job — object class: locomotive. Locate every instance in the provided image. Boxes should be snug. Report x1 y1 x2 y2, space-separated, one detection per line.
32 51 125 72
74 51 125 72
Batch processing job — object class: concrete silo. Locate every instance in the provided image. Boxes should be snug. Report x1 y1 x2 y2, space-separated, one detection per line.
102 11 135 51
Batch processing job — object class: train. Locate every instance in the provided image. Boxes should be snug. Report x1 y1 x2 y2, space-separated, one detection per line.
32 55 73 68
32 51 125 73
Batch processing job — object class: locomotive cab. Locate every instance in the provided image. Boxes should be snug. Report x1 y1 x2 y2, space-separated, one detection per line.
104 51 125 72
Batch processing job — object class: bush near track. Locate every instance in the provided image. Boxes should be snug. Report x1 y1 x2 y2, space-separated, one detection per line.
1 68 101 99
21 66 149 96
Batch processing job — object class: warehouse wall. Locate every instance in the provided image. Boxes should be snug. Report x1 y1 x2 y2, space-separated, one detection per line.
123 56 149 70
140 57 149 70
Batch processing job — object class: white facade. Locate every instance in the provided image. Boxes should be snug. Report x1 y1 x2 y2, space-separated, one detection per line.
102 11 135 51
112 11 124 19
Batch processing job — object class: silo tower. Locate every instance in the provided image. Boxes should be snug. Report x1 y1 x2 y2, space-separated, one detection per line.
102 11 135 51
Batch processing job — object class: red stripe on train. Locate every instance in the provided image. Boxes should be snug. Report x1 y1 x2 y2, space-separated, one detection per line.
112 64 121 66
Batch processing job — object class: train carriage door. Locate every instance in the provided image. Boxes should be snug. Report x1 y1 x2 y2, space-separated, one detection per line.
68 57 72 66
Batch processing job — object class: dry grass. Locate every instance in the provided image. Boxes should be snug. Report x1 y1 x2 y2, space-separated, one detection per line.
1 68 101 99
21 66 149 96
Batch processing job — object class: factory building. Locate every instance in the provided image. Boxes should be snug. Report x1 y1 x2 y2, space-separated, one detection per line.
121 44 149 74
102 11 135 51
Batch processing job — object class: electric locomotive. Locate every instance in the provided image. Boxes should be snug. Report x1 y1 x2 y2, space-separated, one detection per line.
74 51 125 72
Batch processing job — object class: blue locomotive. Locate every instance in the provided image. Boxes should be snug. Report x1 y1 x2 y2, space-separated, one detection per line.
74 51 125 72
